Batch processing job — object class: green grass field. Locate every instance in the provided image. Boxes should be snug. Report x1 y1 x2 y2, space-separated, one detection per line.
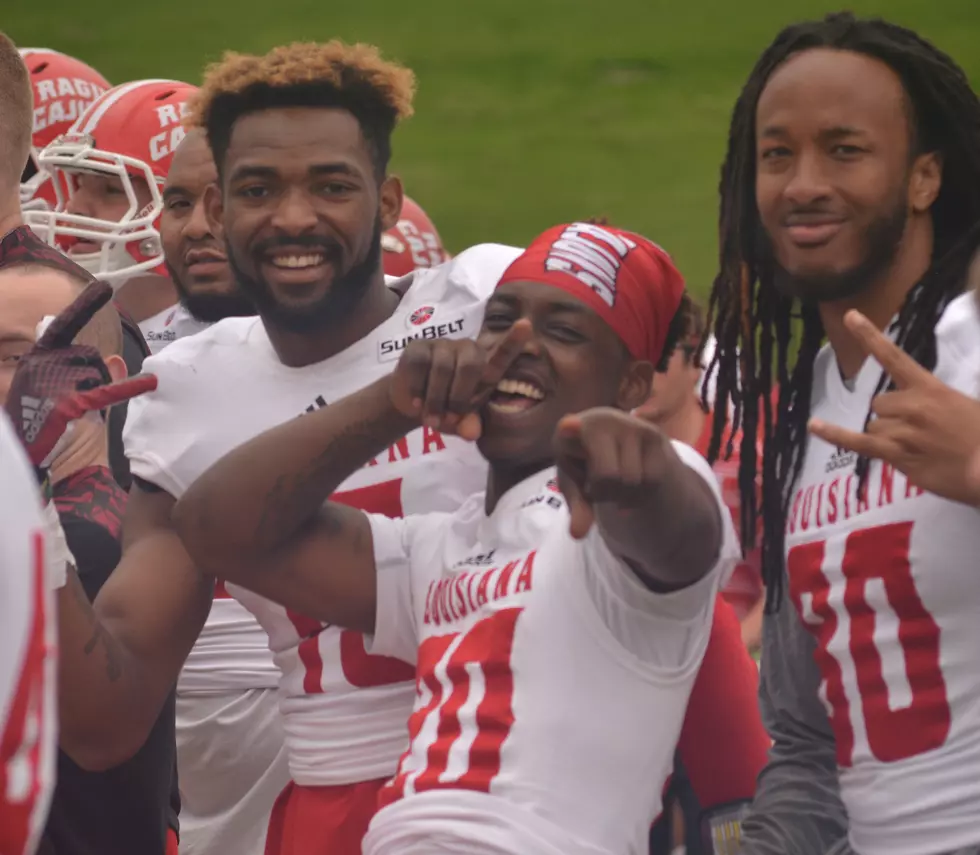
7 0 980 296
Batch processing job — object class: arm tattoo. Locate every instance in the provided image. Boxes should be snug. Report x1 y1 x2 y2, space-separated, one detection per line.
68 570 124 683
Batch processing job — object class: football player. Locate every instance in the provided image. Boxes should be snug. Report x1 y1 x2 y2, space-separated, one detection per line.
705 12 980 855
27 79 195 333
18 47 109 214
173 221 739 855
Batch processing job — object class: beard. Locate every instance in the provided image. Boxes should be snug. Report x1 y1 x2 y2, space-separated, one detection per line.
225 216 383 334
166 262 256 324
768 193 909 305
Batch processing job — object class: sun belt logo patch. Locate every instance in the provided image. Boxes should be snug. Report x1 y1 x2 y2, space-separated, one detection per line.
409 305 435 327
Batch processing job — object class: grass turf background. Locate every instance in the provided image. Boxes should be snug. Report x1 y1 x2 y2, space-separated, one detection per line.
7 0 980 297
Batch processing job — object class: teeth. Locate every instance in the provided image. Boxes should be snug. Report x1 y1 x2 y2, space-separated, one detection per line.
270 254 324 269
495 379 544 400
491 399 530 414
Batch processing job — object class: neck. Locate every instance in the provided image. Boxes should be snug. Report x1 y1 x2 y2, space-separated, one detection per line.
264 268 401 368
0 202 23 238
659 396 706 447
49 426 107 486
485 458 552 515
820 219 934 380
114 274 179 324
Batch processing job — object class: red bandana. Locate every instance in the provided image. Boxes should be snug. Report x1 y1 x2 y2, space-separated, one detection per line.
496 223 685 363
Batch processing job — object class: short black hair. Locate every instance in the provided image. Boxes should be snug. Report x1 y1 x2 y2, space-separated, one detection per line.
190 41 416 181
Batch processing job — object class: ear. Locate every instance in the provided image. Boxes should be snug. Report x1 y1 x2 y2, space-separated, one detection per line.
617 360 655 412
203 182 225 238
909 151 942 214
105 353 127 383
379 174 404 232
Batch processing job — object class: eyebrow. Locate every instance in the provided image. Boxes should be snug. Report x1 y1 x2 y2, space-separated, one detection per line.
489 293 592 316
229 162 359 182
0 331 34 346
760 124 867 140
162 185 192 201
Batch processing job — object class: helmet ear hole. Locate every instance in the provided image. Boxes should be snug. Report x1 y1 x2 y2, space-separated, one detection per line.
139 236 161 257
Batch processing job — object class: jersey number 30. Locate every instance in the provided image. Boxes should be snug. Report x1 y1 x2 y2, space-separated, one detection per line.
381 607 522 805
788 520 951 767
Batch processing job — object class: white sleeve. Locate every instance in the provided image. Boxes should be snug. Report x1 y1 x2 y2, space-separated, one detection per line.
364 512 432 666
578 439 740 672
122 353 201 498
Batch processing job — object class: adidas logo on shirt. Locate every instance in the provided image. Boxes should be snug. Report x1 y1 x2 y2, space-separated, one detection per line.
825 446 857 473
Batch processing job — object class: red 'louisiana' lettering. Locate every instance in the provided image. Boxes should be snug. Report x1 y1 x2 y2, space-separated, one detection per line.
365 426 448 469
423 552 537 626
787 462 925 535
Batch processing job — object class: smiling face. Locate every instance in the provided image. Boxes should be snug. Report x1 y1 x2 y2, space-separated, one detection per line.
161 129 250 323
211 105 399 333
755 47 941 303
475 279 653 469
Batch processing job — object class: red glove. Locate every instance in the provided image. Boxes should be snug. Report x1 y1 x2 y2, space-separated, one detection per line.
5 280 158 476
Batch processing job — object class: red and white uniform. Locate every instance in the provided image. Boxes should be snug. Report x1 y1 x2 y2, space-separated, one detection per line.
362 455 739 855
0 413 58 855
123 244 519 846
785 292 980 855
138 303 212 356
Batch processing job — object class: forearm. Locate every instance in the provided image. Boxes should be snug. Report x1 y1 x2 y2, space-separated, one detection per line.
173 376 415 577
58 541 213 770
57 569 160 770
597 454 722 588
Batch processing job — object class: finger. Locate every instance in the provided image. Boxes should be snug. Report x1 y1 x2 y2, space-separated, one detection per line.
552 414 588 462
808 417 901 462
968 447 980 499
399 344 433 415
843 310 935 390
616 429 645 489
480 319 533 388
442 343 485 433
870 390 922 420
455 412 483 442
420 344 458 429
37 280 114 350
557 468 595 540
61 374 159 420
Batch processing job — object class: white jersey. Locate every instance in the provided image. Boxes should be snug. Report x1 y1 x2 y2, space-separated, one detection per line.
363 457 739 855
0 413 58 855
139 303 211 355
785 292 980 855
124 244 520 784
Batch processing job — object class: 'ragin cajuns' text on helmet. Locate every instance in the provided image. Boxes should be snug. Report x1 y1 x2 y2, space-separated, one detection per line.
18 48 110 214
382 195 450 277
26 79 198 286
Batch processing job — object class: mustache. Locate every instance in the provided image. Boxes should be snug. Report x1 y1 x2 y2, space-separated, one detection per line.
250 234 342 259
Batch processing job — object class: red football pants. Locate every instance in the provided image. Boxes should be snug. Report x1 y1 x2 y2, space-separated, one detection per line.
264 778 387 855
166 827 179 855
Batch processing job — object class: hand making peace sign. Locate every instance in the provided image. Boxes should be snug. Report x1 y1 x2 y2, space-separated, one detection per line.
808 309 980 508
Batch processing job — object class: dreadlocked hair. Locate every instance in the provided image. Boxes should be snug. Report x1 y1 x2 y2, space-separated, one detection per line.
704 11 980 611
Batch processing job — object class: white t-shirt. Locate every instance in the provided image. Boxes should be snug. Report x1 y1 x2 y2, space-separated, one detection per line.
785 292 980 855
362 452 739 855
139 303 211 356
124 244 520 783
0 413 58 855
